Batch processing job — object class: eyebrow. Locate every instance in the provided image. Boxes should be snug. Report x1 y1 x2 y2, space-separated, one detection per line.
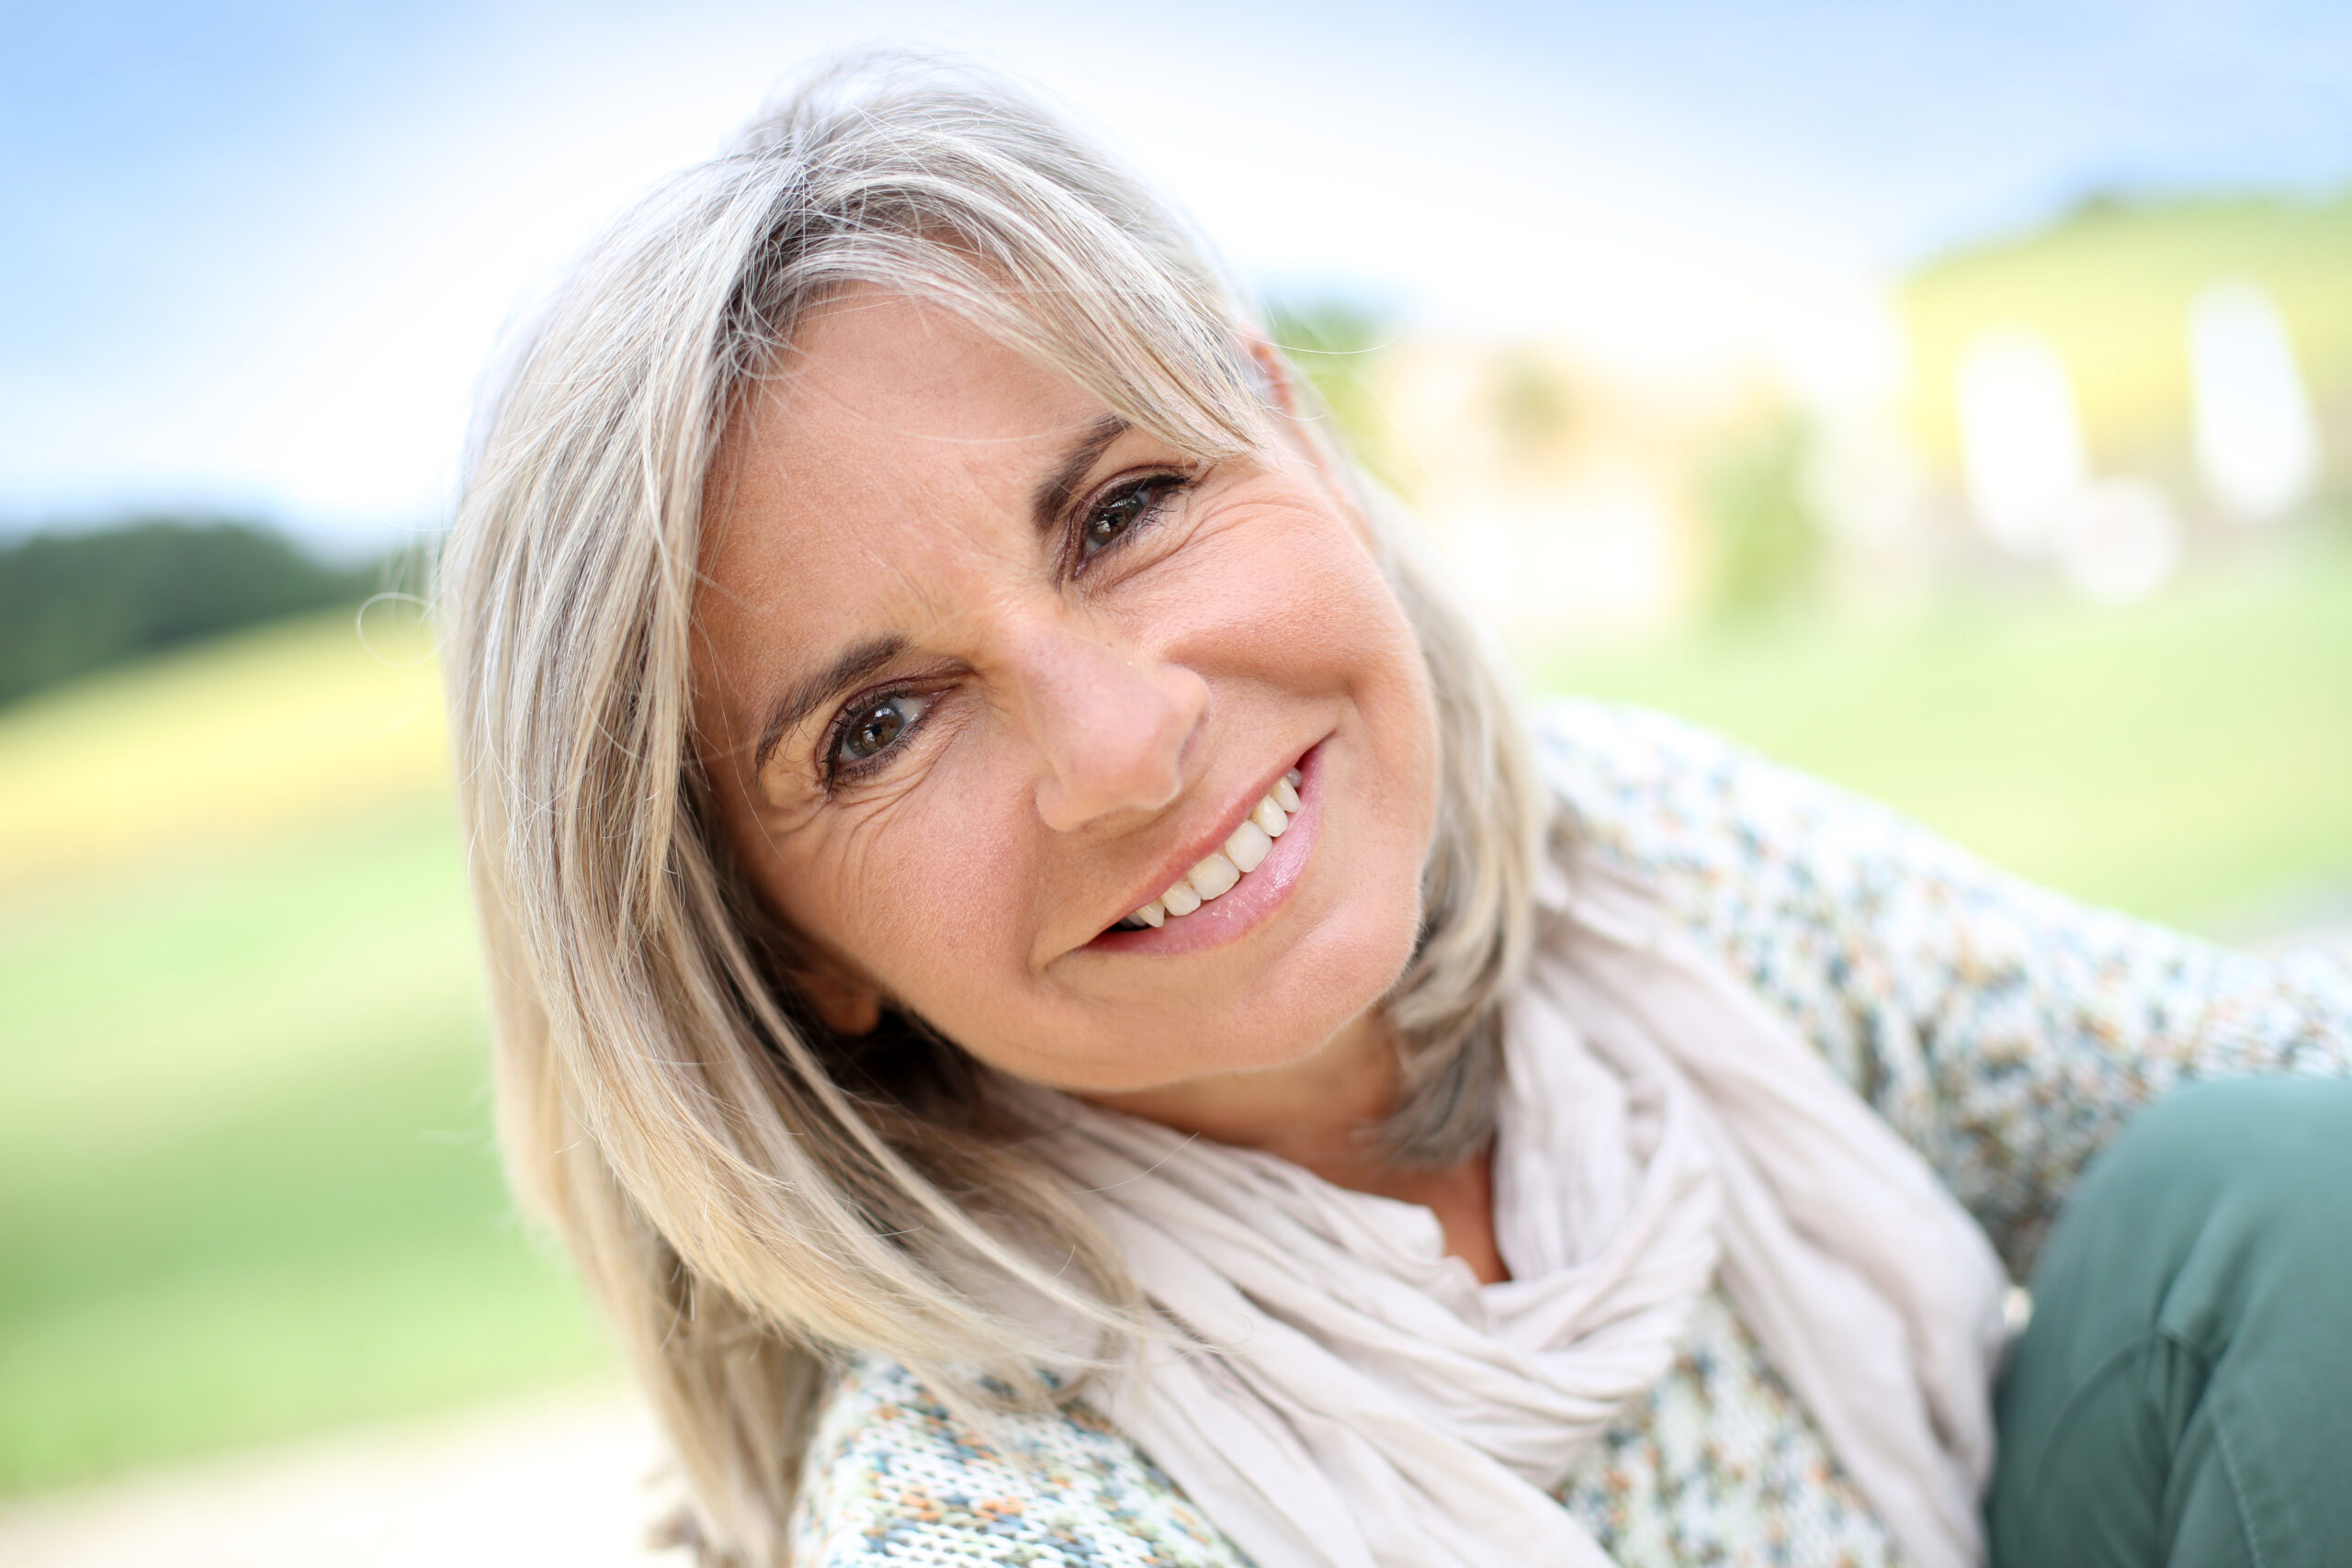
1029 414 1130 536
751 632 908 776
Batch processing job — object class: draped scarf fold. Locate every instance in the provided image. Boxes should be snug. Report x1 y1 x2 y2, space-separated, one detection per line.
1019 859 2009 1568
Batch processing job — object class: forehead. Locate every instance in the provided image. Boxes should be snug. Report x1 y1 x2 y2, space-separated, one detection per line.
714 288 1100 515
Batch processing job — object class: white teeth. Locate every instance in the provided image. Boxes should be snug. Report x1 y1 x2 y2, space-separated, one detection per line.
1186 851 1241 901
1225 818 1271 874
1120 772 1305 931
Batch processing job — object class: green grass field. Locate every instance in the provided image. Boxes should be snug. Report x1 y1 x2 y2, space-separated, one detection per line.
1535 532 2352 928
0 616 609 1496
2 538 2347 1496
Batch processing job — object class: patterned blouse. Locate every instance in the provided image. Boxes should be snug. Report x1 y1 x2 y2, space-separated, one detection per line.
786 700 2352 1568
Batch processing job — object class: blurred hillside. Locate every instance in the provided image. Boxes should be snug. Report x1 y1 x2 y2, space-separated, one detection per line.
0 611 608 1496
1905 192 2352 487
0 521 401 706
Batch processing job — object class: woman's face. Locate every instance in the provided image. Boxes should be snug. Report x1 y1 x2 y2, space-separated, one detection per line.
694 288 1439 1097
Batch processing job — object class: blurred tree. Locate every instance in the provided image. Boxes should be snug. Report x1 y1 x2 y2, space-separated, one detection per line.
0 519 387 705
1701 414 1825 621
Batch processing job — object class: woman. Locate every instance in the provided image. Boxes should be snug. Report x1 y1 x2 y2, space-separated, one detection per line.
438 55 2352 1568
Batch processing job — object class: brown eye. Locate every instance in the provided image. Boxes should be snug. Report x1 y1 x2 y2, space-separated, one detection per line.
832 692 931 768
828 691 935 780
1080 477 1177 560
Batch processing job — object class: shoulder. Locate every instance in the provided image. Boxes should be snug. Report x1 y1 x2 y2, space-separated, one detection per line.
1530 696 1925 888
791 1355 1251 1567
1528 697 1936 979
1525 696 1964 1097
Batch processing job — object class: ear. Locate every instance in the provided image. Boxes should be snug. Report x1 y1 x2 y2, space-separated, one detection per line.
1239 329 1373 540
789 955 884 1037
1242 332 1305 418
1239 332 1342 479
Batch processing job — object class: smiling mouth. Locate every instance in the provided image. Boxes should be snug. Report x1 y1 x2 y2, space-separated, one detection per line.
1107 768 1303 935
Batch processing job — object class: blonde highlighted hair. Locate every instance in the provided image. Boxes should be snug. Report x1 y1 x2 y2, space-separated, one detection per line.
438 52 1545 1564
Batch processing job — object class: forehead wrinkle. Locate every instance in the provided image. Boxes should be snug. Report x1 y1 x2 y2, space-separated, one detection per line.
765 408 1092 549
772 316 1102 449
763 304 1125 473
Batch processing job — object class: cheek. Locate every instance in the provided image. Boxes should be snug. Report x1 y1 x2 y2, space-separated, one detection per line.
1140 496 1442 879
758 753 1044 1002
1248 514 1440 808
1162 501 1423 694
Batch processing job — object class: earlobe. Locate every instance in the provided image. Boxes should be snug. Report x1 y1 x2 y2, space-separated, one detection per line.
793 960 885 1037
1240 333 1337 481
1242 333 1303 418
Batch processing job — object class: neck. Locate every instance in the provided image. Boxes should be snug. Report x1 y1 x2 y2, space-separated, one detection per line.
1080 1007 1404 1185
1080 1010 1510 1284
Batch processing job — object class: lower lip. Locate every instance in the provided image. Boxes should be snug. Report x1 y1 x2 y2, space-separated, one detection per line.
1081 743 1325 959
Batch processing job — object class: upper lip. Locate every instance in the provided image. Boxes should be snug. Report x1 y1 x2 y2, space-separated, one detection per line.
1099 750 1306 933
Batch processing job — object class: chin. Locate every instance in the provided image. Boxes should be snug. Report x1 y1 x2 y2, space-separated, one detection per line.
1149 853 1429 1089
1195 792 1434 1079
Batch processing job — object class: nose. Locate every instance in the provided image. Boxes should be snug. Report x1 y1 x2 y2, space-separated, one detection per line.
1009 617 1209 834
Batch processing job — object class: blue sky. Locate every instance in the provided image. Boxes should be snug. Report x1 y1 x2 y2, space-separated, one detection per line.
6 0 2348 543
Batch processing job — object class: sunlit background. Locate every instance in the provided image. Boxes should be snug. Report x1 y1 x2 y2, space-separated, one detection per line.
5 2 2348 1561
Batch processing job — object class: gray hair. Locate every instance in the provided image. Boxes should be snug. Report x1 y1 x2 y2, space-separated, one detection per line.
438 51 1544 1565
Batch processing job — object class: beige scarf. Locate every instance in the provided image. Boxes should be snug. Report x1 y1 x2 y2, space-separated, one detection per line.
1024 860 2009 1568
